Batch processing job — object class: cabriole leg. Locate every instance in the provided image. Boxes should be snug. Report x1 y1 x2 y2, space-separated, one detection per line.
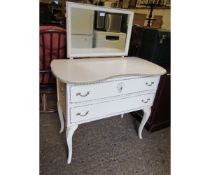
66 124 78 164
57 101 64 133
56 79 65 133
138 107 151 139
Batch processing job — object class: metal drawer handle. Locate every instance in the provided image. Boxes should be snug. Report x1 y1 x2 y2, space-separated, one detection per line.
76 111 89 117
160 34 166 44
141 98 150 103
76 91 90 97
146 82 154 86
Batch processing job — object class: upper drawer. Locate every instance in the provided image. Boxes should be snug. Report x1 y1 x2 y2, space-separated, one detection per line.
70 76 160 103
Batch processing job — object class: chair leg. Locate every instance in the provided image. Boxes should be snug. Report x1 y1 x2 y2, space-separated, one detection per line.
40 93 44 111
40 92 57 113
45 93 57 112
40 93 47 113
43 94 47 112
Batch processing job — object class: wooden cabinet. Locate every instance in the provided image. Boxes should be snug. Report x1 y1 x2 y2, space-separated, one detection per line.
129 26 171 132
132 73 170 132
147 73 170 131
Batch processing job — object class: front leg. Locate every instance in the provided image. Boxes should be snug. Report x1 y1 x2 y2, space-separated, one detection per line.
56 79 64 133
57 101 64 133
138 107 151 139
66 124 78 164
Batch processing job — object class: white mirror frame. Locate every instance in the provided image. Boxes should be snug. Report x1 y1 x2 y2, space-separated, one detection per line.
66 2 134 59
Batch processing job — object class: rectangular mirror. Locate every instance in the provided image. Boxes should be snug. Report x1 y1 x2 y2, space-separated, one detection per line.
66 2 134 58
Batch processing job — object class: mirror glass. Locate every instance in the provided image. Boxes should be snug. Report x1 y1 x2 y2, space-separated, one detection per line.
67 2 134 58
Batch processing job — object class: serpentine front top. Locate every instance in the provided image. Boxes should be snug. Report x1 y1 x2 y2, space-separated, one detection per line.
51 57 166 84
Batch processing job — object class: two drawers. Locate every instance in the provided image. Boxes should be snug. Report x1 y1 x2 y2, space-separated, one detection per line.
69 76 160 124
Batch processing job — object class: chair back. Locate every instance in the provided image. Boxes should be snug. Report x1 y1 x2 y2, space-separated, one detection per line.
40 26 66 85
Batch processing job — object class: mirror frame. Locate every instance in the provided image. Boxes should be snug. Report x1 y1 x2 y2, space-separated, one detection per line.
66 2 134 58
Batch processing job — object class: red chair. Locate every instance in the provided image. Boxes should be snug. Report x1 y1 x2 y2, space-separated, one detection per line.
40 25 66 112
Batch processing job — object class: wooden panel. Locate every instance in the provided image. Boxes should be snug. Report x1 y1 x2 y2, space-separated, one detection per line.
132 73 170 132
133 13 147 26
152 15 163 28
147 73 170 131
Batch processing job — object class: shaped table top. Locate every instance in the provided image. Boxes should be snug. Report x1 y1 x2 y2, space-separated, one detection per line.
51 57 166 84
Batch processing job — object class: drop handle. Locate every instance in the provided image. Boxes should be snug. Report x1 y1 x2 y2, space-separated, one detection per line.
160 34 166 44
76 91 90 97
145 82 154 86
141 98 150 103
76 111 89 117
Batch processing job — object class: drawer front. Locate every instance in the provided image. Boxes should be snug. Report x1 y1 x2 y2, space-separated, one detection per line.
70 93 155 123
70 76 159 102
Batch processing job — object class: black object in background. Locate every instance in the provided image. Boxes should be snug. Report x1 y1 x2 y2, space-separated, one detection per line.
128 26 171 132
121 14 128 33
139 27 171 71
40 3 54 25
128 25 144 56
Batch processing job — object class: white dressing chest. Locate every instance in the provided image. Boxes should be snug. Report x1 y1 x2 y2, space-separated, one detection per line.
50 2 166 164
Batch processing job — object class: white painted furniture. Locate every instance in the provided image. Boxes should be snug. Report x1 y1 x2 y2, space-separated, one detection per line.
94 31 126 50
50 2 166 164
51 57 166 164
66 2 134 58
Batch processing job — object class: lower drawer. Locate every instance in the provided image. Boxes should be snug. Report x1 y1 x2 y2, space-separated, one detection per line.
70 93 155 123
